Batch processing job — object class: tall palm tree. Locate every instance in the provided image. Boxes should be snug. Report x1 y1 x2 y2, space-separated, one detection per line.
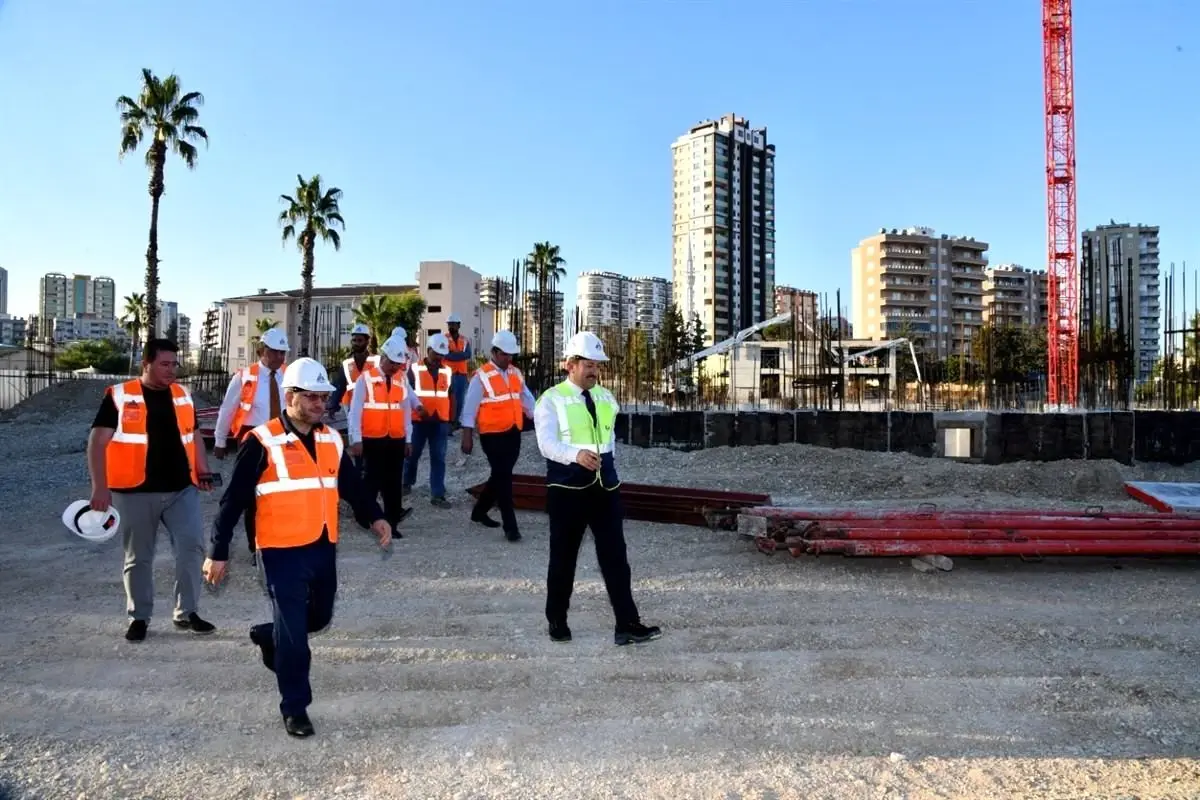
116 68 208 336
279 174 344 357
251 317 278 347
526 242 567 378
119 293 149 372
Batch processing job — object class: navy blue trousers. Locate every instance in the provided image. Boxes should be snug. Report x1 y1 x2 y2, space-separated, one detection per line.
256 538 337 717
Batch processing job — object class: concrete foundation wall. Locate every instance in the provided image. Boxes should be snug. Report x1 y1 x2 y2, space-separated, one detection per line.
611 410 1200 465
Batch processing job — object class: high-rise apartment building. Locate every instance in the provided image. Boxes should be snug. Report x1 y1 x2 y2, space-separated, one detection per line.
1080 222 1161 382
416 261 493 350
983 264 1048 328
156 300 179 339
177 314 192 358
37 273 116 338
575 271 672 338
851 227 989 359
671 114 776 346
0 266 8 315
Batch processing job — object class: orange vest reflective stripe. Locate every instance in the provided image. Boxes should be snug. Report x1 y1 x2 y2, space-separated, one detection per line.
475 364 526 435
341 355 379 407
411 363 452 420
360 365 410 439
250 417 343 550
447 334 470 375
105 379 199 490
230 362 286 435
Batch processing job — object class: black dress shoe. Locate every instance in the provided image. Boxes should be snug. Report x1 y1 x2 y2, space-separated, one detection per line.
249 625 276 672
614 622 662 646
172 613 216 635
125 620 147 642
548 621 571 643
504 529 522 542
471 509 501 528
283 713 315 737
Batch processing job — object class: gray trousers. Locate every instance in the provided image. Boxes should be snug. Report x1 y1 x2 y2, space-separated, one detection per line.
111 487 205 622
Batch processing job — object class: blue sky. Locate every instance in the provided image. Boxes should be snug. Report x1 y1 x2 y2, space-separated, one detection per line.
0 0 1195 335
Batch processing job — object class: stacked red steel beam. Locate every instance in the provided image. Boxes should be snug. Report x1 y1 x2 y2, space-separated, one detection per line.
737 506 1200 559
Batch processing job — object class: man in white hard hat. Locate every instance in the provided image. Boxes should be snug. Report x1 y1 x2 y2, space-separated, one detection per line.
212 326 289 562
403 332 454 507
326 323 377 417
87 338 218 642
442 312 472 427
533 331 662 647
460 329 534 542
204 357 391 738
347 334 420 535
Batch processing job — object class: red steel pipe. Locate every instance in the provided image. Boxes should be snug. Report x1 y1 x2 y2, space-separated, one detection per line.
804 539 1200 557
812 526 1200 541
741 507 1200 528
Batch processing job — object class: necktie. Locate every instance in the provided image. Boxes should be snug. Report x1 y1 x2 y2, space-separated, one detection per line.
581 388 598 426
269 369 281 419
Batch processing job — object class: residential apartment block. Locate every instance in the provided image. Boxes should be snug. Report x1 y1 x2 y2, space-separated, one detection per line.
671 113 776 345
576 271 672 339
1080 222 1161 382
37 273 116 338
416 260 494 351
0 314 25 346
983 264 1048 328
851 227 989 359
0 266 7 315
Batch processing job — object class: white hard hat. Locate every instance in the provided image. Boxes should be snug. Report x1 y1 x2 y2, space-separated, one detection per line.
350 323 370 337
380 335 409 364
390 326 407 341
491 330 520 355
446 313 462 324
427 333 451 355
62 500 121 543
261 328 289 352
564 331 608 362
281 357 336 392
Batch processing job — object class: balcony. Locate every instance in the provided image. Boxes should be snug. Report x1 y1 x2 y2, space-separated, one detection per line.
879 259 933 274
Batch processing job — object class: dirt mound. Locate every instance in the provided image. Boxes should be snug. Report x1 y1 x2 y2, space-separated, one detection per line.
0 380 112 425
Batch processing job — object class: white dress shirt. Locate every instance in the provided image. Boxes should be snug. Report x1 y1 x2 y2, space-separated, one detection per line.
534 379 620 467
347 370 421 444
459 362 536 430
214 361 285 447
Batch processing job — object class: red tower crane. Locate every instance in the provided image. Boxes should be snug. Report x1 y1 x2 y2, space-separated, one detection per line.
1043 0 1079 407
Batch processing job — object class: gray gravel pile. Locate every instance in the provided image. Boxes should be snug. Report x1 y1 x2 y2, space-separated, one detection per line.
2 410 1200 797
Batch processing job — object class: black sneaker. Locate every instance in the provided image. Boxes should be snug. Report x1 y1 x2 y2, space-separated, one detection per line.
549 621 571 643
615 622 662 646
249 625 276 673
125 620 147 642
471 509 501 529
283 712 315 738
173 613 216 635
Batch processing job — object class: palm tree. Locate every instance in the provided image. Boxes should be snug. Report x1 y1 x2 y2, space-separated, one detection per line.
279 174 344 357
353 292 427 353
117 68 208 336
119 293 149 373
251 317 278 347
525 242 567 379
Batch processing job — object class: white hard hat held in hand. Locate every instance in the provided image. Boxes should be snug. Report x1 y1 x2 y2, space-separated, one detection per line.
261 328 289 352
380 335 409 364
491 330 520 355
62 500 121 543
427 333 451 355
563 331 608 362
282 358 336 392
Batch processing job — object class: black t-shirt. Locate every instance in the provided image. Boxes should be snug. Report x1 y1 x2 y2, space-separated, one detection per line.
92 385 194 493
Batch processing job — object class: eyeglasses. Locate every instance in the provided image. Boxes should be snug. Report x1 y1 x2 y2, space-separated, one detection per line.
294 391 330 403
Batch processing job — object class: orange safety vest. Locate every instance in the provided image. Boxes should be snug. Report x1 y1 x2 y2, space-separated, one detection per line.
360 365 410 439
411 362 453 421
230 361 284 435
105 379 200 490
249 417 343 550
341 354 379 407
475 363 526 435
446 334 470 375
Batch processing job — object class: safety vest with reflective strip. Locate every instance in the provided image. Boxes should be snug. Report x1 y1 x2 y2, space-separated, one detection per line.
360 365 410 439
249 417 343 550
230 361 284 436
105 379 200 490
411 363 453 420
341 355 380 407
536 380 619 490
475 363 526 435
446 334 470 375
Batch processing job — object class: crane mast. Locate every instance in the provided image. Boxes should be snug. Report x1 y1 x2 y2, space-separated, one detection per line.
1043 0 1079 407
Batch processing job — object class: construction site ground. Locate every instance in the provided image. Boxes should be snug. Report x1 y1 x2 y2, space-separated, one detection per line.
2 381 1200 799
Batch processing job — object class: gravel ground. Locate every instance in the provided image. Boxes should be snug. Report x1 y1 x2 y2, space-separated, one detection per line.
2 384 1200 798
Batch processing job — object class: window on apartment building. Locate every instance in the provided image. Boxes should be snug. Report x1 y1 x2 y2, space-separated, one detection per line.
428 282 442 291
428 305 442 313
237 325 245 336
261 302 275 313
238 306 245 315
759 374 781 400
760 348 781 369
237 347 245 358
426 328 440 337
